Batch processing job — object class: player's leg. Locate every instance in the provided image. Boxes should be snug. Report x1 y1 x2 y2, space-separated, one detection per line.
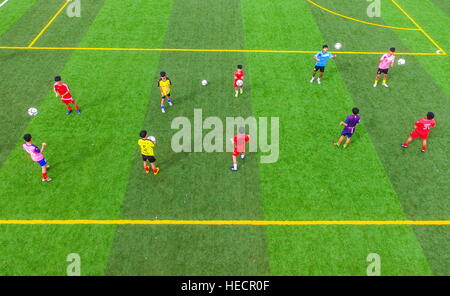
143 158 150 174
240 85 244 94
401 135 414 148
421 139 427 152
230 149 239 171
64 102 73 114
71 100 81 114
343 136 352 148
149 156 159 175
40 159 51 182
382 74 389 87
334 135 345 147
166 94 173 106
310 69 317 83
317 67 324 84
160 97 166 113
374 72 381 87
234 86 239 97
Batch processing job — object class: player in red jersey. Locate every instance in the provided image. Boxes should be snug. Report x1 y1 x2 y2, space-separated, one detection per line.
234 65 245 97
53 76 81 115
230 127 250 171
401 112 436 152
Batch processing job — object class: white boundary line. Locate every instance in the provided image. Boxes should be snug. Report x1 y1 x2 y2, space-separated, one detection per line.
0 0 10 8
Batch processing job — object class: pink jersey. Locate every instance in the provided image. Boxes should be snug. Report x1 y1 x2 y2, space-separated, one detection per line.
378 54 395 70
234 134 250 153
22 143 44 162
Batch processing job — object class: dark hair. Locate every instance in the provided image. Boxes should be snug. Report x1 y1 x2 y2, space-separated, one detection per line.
238 127 245 134
237 65 243 69
160 72 166 77
54 76 61 81
23 134 32 142
322 45 329 49
426 112 434 119
352 107 359 115
140 130 147 138
390 47 396 52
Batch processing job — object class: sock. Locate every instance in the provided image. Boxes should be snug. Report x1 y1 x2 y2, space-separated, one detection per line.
145 167 149 172
336 142 341 146
422 146 426 151
153 168 158 173
233 164 237 169
42 172 48 179
374 79 378 84
383 79 386 84
403 143 409 147
75 105 80 111
66 104 72 111
167 99 171 103
161 105 165 110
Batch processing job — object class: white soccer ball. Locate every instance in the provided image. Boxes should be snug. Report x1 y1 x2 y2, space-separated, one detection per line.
201 80 208 86
398 58 406 65
27 107 38 116
147 136 156 143
334 42 342 50
236 79 243 86
436 50 441 54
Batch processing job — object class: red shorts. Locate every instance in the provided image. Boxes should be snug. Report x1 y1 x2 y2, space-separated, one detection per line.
233 79 243 88
62 98 75 104
410 130 429 140
232 148 245 156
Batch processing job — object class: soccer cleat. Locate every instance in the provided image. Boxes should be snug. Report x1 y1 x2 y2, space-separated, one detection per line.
317 78 321 85
240 88 243 94
234 92 238 98
77 109 81 114
421 149 427 153
310 77 315 83
401 144 408 148
153 168 160 175
343 144 348 149
333 142 340 147
240 154 245 159
230 166 238 171
145 168 150 174
42 178 52 182
382 83 389 88
168 101 173 106
161 108 165 113
373 83 377 88
67 110 73 115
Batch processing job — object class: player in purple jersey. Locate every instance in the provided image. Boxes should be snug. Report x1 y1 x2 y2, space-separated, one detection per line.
334 108 360 149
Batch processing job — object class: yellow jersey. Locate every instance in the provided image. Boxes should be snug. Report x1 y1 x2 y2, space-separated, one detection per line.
158 78 171 95
138 138 155 156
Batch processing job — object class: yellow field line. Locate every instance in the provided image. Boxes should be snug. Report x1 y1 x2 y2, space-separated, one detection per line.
1 220 450 226
391 0 446 55
306 0 418 31
0 46 445 56
28 0 71 47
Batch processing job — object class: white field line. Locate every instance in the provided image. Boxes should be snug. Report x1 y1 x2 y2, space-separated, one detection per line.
0 0 10 8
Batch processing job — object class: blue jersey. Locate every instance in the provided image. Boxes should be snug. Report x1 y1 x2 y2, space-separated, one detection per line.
314 51 334 67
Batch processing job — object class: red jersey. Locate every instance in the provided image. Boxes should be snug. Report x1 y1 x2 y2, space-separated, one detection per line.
234 70 244 81
233 134 250 153
414 118 436 134
54 82 72 99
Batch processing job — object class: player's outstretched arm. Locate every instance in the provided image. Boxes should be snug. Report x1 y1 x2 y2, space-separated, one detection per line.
40 143 47 152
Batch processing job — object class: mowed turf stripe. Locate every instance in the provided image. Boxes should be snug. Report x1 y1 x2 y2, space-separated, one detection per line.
429 0 450 17
242 0 432 275
0 0 38 38
106 0 269 275
0 0 172 275
309 0 449 274
0 0 112 275
381 0 450 276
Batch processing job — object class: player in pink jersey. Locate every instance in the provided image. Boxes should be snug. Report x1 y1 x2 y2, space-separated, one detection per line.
373 47 396 88
22 134 52 182
401 112 436 152
230 127 250 171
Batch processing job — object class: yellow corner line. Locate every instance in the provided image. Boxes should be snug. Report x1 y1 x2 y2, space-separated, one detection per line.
390 0 446 54
28 0 71 47
0 220 450 226
0 46 445 56
307 0 418 31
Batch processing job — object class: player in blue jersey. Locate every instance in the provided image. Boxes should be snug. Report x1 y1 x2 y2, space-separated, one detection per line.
310 45 336 84
334 107 361 149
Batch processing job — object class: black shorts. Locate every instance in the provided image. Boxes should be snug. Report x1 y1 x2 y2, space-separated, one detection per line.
142 155 156 163
377 68 388 74
314 65 325 72
162 93 170 99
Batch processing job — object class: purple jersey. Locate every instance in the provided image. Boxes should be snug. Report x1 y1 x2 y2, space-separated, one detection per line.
342 115 360 134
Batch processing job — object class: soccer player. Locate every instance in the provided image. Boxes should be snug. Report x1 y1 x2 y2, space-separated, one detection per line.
310 45 336 84
334 107 361 149
401 112 436 152
234 65 245 97
53 76 81 115
138 130 160 175
158 71 172 113
373 47 396 88
22 134 52 182
230 127 250 171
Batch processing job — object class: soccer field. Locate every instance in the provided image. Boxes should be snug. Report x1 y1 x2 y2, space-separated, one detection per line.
0 0 449 276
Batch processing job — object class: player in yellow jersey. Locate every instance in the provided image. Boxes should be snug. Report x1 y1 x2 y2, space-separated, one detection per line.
138 130 160 175
158 71 172 113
